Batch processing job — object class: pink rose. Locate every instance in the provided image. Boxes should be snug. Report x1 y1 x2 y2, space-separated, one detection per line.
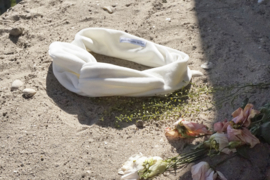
213 120 230 133
174 119 211 137
165 119 211 139
231 104 259 127
226 125 260 148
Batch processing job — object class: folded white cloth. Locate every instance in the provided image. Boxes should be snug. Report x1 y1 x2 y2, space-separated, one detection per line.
49 28 200 97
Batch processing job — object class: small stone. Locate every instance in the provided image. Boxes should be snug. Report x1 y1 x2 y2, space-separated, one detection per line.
191 70 204 77
136 120 144 128
9 28 23 37
11 79 23 90
102 6 114 14
22 88 36 98
166 18 171 21
201 62 213 70
125 3 132 7
164 171 170 176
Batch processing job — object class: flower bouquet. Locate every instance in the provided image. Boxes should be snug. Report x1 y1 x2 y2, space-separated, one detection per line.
118 102 270 180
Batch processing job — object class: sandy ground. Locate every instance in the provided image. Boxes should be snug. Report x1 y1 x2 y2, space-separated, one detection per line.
1 0 270 179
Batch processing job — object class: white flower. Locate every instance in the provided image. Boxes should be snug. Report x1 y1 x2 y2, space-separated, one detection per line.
118 153 147 180
191 161 227 180
120 170 139 180
118 154 163 180
209 133 235 154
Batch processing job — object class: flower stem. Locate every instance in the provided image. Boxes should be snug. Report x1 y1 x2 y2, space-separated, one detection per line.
166 148 208 170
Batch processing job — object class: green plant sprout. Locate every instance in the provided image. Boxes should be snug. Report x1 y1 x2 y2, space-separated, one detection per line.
91 81 270 127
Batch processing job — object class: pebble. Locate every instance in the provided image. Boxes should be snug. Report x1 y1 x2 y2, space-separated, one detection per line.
102 6 114 14
191 70 204 77
136 120 144 128
11 79 23 90
9 28 23 36
125 3 132 7
166 18 171 21
201 62 213 70
22 88 36 98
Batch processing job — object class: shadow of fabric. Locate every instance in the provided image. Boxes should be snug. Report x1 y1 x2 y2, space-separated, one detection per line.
46 59 191 128
46 64 103 126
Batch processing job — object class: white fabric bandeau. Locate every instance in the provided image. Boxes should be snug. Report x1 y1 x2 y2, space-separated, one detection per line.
49 28 201 97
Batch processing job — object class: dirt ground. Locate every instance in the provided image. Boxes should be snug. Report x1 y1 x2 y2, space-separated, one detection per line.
1 0 270 179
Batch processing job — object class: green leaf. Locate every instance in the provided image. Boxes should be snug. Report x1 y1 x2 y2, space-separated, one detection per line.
261 111 270 123
259 103 270 123
260 121 270 144
249 124 261 136
250 114 263 123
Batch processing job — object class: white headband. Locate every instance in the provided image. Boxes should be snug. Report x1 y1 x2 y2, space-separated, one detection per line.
49 28 200 97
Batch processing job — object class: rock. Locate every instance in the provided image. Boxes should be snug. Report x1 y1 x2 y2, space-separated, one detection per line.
9 28 23 36
201 62 213 70
125 3 132 7
136 120 144 128
22 88 36 98
166 18 171 21
102 6 114 14
11 80 23 90
191 70 204 77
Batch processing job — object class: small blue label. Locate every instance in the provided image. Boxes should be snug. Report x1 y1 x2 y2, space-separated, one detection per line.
120 37 147 47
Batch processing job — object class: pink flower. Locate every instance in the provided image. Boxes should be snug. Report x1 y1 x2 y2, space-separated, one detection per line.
227 125 260 148
165 127 180 139
165 119 211 139
241 128 260 148
191 161 227 180
213 120 230 133
231 104 259 127
226 125 242 142
174 119 211 137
